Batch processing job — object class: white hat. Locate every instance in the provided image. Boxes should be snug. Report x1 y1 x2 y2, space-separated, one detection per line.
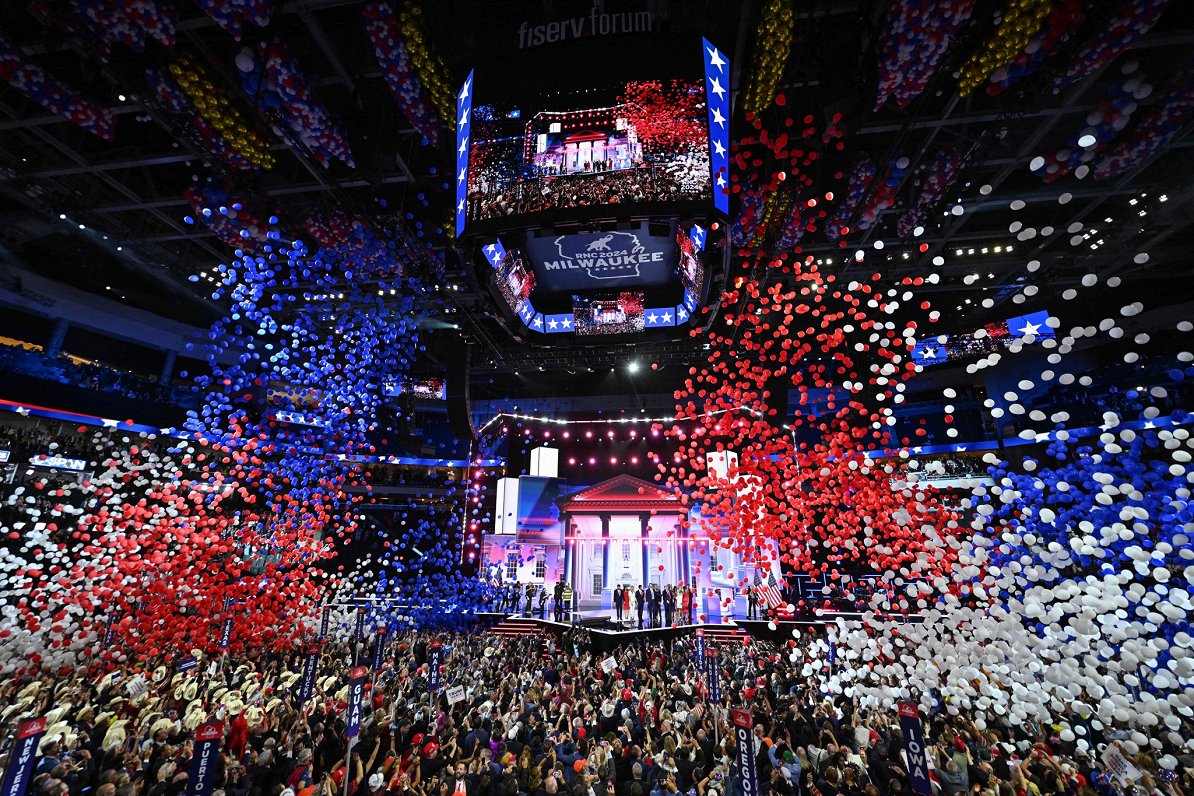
368 773 385 791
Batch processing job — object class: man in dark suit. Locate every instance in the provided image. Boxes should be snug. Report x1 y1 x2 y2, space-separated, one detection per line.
634 586 645 629
647 584 660 628
613 585 624 623
554 580 565 622
663 585 675 626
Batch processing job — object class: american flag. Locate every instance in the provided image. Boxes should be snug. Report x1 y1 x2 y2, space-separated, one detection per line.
755 570 785 608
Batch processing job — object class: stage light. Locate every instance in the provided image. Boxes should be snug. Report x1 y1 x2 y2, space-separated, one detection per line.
568 457 576 465
588 457 596 465
628 361 640 373
610 457 617 465
585 431 593 439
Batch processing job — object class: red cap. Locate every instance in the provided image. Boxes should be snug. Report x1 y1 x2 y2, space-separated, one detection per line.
621 688 632 701
423 741 439 756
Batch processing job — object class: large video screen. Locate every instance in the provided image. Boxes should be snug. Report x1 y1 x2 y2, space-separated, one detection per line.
572 291 645 335
460 37 722 231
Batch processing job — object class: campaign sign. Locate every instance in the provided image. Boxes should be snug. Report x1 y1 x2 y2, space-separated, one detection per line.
732 709 757 796
523 223 676 292
600 656 617 674
185 720 224 796
705 646 720 703
103 615 116 647
694 631 706 673
353 607 365 641
298 648 320 703
177 656 199 673
0 717 46 796
346 666 367 738
319 605 330 639
1100 744 1142 784
446 685 466 706
219 617 234 650
897 702 932 796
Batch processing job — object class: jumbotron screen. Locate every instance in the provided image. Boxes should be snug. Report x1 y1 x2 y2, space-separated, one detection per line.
455 35 730 235
482 222 710 339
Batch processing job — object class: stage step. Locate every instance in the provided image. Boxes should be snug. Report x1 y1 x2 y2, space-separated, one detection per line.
696 624 748 644
488 616 548 638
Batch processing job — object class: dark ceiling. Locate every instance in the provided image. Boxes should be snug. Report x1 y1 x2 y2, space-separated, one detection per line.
1 0 1193 393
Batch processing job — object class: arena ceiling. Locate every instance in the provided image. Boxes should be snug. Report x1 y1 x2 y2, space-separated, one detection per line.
1 0 1193 384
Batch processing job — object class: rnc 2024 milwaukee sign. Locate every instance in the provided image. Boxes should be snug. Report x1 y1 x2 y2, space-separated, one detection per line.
523 222 676 292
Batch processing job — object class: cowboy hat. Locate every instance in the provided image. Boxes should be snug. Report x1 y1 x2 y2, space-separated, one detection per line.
183 681 198 702
102 720 128 751
151 717 175 736
244 705 265 724
152 666 168 683
183 710 205 731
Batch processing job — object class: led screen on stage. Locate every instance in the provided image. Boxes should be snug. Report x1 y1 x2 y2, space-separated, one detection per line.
572 290 645 335
462 38 720 231
523 222 676 292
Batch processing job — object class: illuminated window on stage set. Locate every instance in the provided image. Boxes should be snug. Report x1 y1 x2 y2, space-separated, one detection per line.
592 573 603 594
535 554 546 580
622 540 631 561
506 551 518 581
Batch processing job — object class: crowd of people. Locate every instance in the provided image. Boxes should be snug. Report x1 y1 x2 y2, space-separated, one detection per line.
0 344 201 409
468 167 703 220
1 628 1189 796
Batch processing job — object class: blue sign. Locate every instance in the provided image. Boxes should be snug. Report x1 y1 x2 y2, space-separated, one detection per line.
694 632 706 673
644 307 677 327
370 628 387 673
827 638 836 666
346 666 367 738
102 616 116 647
690 224 707 252
703 38 730 215
185 720 224 796
705 647 720 703
543 313 574 334
482 239 507 270
319 606 330 639
353 607 365 641
732 709 758 796
455 70 474 237
523 222 678 292
219 617 233 651
298 648 319 704
0 717 45 796
177 656 199 673
428 641 444 693
898 702 933 796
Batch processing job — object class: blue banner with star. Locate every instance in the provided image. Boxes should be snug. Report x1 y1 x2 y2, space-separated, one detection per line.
544 314 574 334
455 70 474 237
645 308 676 328
703 38 730 215
482 239 507 270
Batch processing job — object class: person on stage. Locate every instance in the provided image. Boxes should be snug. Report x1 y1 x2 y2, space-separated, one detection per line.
634 585 645 629
748 586 759 620
538 585 548 618
554 580 565 622
622 586 631 624
663 584 675 626
613 584 624 623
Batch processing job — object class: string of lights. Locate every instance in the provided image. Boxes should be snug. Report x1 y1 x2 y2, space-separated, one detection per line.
476 405 763 434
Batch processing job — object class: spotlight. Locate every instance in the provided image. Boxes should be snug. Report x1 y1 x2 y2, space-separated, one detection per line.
628 361 640 373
